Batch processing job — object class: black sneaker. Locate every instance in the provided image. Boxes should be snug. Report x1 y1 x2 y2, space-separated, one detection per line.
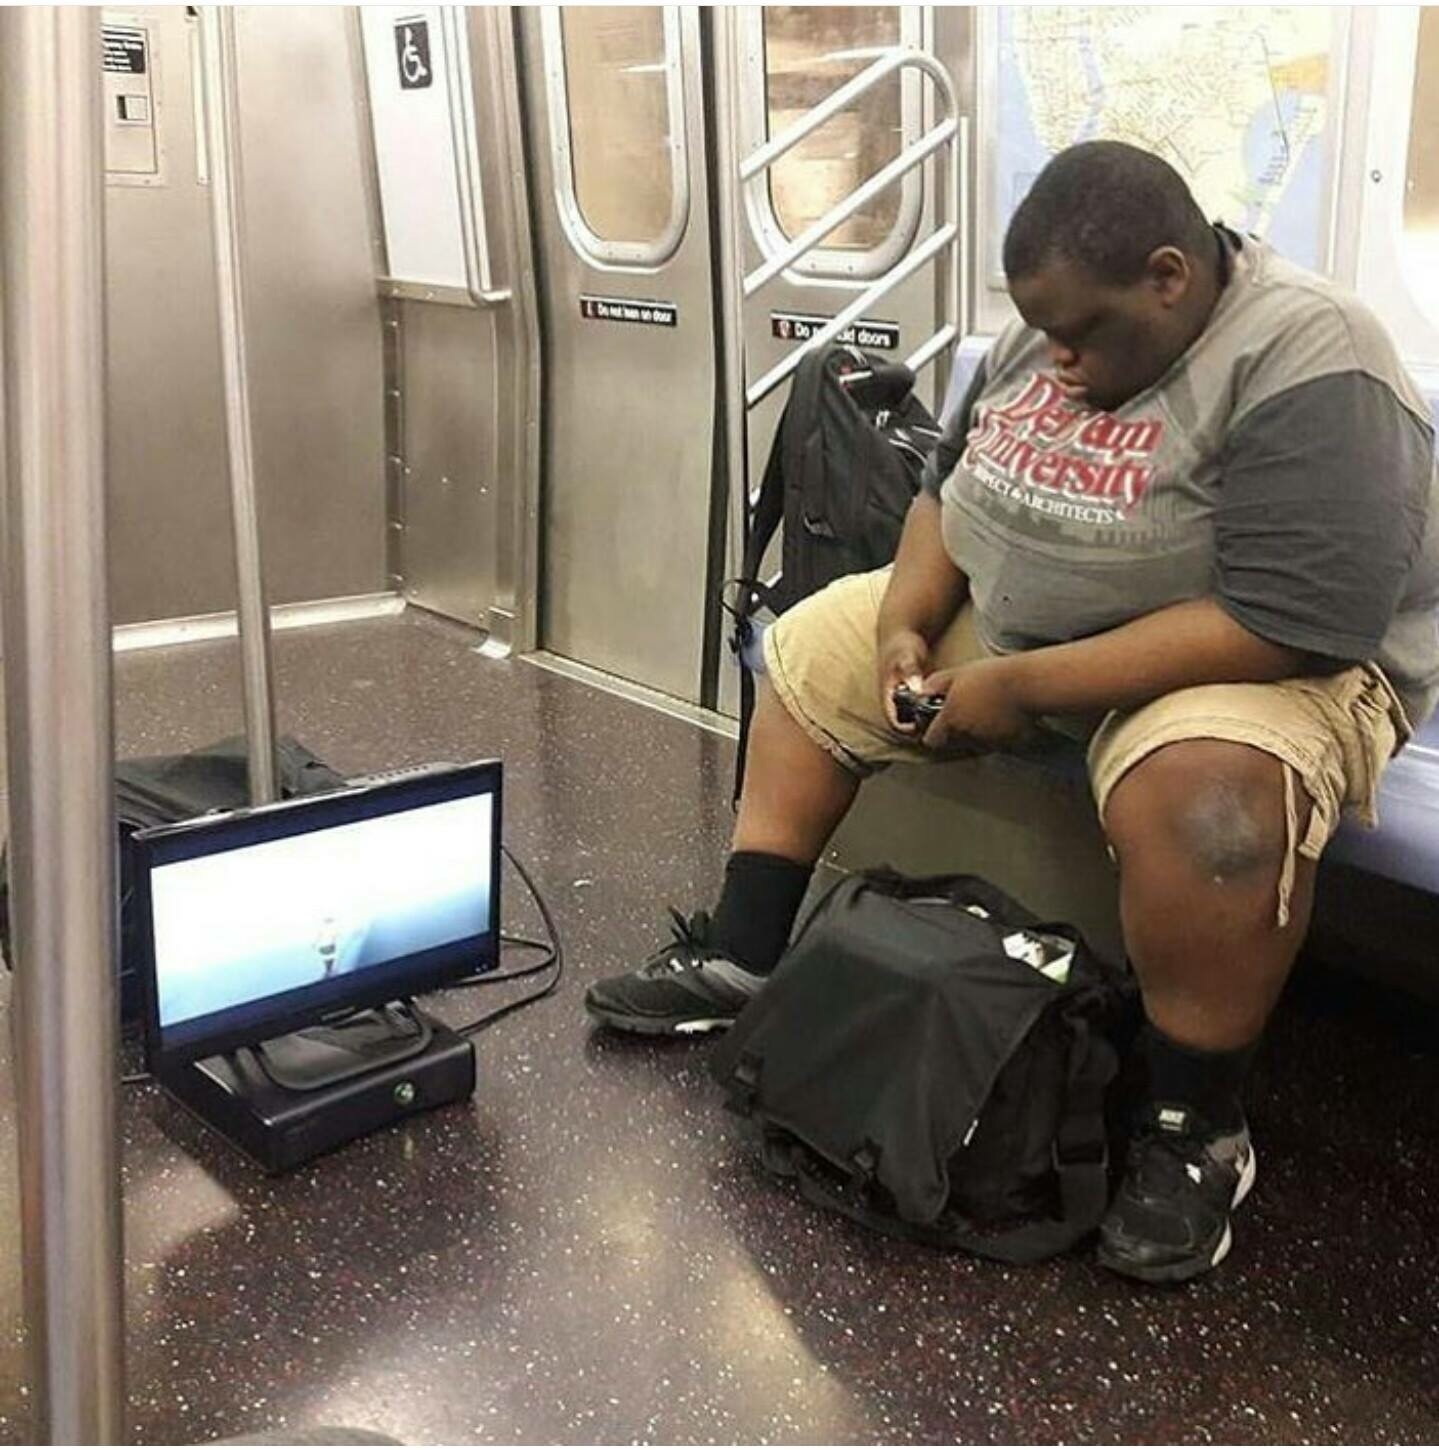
584 909 767 1036
1097 1103 1257 1284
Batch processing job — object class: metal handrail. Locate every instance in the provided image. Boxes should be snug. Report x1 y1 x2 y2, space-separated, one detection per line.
440 5 501 308
904 321 958 377
743 115 957 297
736 44 964 408
711 11 751 682
739 47 957 183
747 221 958 408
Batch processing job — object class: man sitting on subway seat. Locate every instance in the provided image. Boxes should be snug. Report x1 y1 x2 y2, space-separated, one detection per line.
586 140 1439 1283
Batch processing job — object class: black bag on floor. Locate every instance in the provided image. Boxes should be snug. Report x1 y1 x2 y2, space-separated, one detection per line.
0 736 345 1021
726 344 941 802
711 868 1139 1263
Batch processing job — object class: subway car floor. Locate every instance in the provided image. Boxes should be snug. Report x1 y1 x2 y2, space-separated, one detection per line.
0 607 1436 1445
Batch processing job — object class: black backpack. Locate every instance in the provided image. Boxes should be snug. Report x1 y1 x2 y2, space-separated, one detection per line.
727 344 941 800
711 868 1140 1264
0 736 345 1021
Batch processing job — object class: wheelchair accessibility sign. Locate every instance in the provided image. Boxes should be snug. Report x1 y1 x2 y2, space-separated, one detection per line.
394 17 433 90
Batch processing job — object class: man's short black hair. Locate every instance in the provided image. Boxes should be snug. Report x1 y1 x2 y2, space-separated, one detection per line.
1002 141 1214 285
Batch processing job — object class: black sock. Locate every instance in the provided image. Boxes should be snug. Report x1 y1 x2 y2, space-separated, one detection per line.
1141 1024 1258 1134
709 850 814 976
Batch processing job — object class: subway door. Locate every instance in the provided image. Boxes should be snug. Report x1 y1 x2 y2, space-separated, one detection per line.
717 4 953 716
520 7 717 704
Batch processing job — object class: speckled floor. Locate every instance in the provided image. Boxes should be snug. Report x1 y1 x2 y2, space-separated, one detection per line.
0 610 1437 1445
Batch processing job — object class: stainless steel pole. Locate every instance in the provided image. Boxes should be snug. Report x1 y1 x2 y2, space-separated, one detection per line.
709 10 752 604
0 9 126 1442
198 7 279 804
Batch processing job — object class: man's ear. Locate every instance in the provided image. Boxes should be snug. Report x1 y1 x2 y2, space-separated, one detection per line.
1144 245 1192 306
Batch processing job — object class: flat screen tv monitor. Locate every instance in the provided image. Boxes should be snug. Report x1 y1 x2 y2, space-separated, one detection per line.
133 760 502 1072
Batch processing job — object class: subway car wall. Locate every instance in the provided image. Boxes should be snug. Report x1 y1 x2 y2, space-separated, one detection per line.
0 4 1437 1446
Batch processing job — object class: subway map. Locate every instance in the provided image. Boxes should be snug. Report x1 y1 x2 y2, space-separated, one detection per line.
991 6 1341 272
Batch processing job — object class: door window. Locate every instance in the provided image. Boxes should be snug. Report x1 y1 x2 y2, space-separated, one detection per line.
752 6 923 279
547 6 689 267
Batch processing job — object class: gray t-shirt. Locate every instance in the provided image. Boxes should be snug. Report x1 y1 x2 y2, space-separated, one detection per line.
922 232 1439 727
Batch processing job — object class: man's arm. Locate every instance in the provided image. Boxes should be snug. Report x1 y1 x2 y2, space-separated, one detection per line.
873 359 987 730
878 493 968 646
1010 597 1304 714
876 495 969 732
920 598 1303 751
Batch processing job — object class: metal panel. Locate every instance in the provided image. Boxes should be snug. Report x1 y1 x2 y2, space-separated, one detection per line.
479 4 545 657
524 7 717 705
233 6 387 607
102 12 164 183
1350 7 1439 366
103 6 232 626
361 5 502 299
384 7 541 642
103 6 386 627
397 301 503 625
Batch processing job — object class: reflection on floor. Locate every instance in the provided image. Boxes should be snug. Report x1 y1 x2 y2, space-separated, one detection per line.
0 610 1436 1444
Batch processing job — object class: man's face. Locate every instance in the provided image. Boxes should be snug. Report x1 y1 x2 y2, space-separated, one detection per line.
1007 249 1197 413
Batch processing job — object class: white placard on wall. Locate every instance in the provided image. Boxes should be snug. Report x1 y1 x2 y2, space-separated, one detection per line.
361 5 474 292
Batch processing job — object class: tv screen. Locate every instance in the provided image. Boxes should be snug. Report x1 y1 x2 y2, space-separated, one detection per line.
134 761 502 1068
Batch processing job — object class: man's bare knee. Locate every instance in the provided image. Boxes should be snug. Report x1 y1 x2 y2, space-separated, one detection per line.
1106 741 1286 884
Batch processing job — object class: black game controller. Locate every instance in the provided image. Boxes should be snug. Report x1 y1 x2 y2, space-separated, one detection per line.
892 684 947 730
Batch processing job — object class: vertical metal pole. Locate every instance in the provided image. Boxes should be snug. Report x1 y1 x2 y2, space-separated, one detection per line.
197 7 278 804
709 10 751 602
0 9 126 1442
479 6 544 659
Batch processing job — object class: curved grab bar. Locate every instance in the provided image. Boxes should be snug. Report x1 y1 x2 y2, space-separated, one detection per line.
740 47 958 184
441 5 501 308
735 40 963 399
747 222 958 408
744 116 958 297
905 322 959 377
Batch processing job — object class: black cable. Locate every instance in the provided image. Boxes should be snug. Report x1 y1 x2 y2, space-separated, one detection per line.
502 933 551 953
438 843 564 1036
444 931 556 988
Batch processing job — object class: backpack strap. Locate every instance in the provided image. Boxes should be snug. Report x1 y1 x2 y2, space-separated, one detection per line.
1049 1013 1115 1228
782 1011 1118 1265
727 402 792 808
738 434 786 603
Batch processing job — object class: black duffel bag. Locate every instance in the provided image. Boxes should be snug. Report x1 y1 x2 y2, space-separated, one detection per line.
0 736 345 1021
711 868 1140 1263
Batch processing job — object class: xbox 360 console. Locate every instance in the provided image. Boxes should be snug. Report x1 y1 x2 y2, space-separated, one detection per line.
157 1003 475 1173
130 760 500 1172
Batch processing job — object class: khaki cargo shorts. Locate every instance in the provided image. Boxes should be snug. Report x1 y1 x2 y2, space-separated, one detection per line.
762 567 1412 929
